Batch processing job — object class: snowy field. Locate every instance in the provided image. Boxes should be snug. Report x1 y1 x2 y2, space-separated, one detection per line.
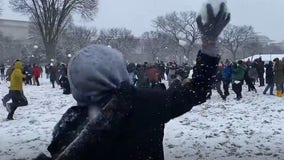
1 76 284 160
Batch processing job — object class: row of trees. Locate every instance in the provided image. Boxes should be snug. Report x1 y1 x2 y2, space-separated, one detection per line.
0 0 282 64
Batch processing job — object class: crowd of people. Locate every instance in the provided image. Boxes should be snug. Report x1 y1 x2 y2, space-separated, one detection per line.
2 55 283 122
1 3 231 159
0 3 281 160
124 56 284 102
1 61 71 120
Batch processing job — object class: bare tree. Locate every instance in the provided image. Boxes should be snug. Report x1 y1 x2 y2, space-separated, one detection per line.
140 31 172 62
264 43 284 55
9 0 98 61
153 11 200 64
0 0 3 15
96 28 138 57
0 33 26 63
57 25 97 62
221 24 255 61
241 35 266 59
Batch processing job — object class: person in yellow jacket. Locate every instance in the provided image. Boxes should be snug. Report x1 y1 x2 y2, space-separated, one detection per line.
2 60 28 120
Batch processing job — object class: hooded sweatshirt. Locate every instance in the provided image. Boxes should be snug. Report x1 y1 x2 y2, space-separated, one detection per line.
68 45 131 107
10 61 26 91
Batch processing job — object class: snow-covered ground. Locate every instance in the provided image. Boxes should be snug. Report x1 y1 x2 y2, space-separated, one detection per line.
1 76 284 160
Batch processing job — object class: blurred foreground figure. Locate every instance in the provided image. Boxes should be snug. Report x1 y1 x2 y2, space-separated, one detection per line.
35 2 230 160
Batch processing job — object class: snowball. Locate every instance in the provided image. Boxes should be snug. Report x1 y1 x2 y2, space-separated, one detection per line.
199 0 228 23
179 39 187 46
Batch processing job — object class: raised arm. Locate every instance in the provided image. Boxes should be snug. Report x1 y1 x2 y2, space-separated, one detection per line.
168 2 230 119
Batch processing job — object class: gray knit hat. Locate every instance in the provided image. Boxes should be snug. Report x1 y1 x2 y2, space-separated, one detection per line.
68 45 131 106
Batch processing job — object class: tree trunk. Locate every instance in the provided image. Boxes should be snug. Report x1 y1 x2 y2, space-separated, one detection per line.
233 51 237 61
45 42 57 62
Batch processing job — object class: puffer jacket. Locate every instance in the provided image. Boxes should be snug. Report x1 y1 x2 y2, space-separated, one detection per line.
10 61 26 91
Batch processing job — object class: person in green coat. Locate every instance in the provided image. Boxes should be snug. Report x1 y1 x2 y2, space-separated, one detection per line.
231 60 246 100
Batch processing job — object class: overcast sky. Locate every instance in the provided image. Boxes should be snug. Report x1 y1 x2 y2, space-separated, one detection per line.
1 0 284 42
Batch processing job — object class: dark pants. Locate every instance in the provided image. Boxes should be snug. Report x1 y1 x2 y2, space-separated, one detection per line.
263 82 274 94
212 81 225 99
223 80 230 96
26 75 32 85
51 80 55 88
35 76 40 86
232 81 243 99
2 90 28 118
246 77 256 92
258 74 264 86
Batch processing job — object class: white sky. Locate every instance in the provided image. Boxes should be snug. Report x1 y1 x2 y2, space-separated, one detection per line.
1 0 284 42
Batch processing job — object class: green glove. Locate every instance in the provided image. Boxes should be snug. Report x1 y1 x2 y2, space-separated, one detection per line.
196 2 230 56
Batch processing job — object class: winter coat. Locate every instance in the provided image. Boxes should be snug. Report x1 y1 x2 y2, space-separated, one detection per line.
136 67 148 88
256 60 265 75
45 65 50 74
46 52 220 160
10 61 26 91
127 63 136 73
150 82 167 90
274 61 284 84
222 65 232 82
49 66 57 82
247 67 258 80
265 63 274 84
232 65 246 81
59 76 71 94
33 66 41 78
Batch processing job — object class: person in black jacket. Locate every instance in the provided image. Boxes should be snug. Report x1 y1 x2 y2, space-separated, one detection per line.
208 64 226 100
49 64 58 88
263 61 274 95
256 57 265 86
34 3 230 160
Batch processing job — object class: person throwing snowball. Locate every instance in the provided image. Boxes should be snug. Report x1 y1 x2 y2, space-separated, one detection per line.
35 1 230 160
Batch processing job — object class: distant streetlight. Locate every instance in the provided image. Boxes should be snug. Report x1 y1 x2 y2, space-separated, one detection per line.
156 57 159 62
67 54 72 63
183 56 188 61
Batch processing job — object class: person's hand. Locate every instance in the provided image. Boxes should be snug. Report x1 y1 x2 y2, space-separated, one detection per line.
196 2 230 56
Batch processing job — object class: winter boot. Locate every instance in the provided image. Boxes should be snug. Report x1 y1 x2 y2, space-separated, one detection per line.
276 90 282 97
221 94 226 101
6 113 14 120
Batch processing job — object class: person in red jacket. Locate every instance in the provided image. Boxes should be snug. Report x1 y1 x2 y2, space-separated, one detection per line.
32 64 41 86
